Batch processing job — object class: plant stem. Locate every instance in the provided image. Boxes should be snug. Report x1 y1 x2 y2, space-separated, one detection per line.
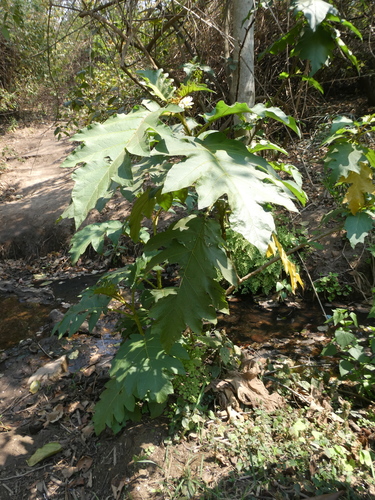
152 208 163 289
177 113 192 135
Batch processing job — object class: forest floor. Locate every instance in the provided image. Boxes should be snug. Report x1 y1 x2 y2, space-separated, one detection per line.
0 111 374 500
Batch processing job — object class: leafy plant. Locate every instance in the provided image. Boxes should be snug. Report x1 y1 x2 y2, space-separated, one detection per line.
322 114 375 247
259 0 362 112
225 215 306 296
321 308 375 396
321 114 375 315
54 69 306 434
168 330 241 435
315 272 352 302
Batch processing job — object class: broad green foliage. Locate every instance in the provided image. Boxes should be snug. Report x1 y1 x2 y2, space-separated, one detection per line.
322 309 375 396
261 0 361 84
94 332 187 434
69 220 150 265
146 216 234 350
55 69 305 434
322 114 375 248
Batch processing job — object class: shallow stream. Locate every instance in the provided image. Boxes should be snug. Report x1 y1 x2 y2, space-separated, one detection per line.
0 273 371 354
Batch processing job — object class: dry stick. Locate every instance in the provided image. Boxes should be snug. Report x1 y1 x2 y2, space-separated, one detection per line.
263 376 311 405
225 226 342 297
0 465 51 481
36 341 54 359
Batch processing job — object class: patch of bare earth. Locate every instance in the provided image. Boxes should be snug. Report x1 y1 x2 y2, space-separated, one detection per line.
0 331 232 500
0 124 76 258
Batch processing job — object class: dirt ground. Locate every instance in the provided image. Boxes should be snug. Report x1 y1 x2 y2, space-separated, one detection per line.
0 330 217 500
0 124 76 258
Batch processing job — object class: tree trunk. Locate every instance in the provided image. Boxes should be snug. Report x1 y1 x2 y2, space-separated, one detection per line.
230 0 255 109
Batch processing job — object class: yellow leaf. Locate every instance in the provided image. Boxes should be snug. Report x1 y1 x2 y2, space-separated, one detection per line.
339 165 375 215
269 234 303 293
266 239 276 258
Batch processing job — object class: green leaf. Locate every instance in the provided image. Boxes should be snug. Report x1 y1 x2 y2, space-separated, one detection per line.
250 104 301 137
129 188 158 242
93 331 185 434
93 378 141 435
335 329 356 349
93 331 187 433
202 101 252 124
177 83 214 98
53 287 111 337
161 133 298 253
60 107 179 227
324 115 354 140
26 442 62 466
293 25 335 76
69 220 124 264
339 359 354 377
347 346 370 363
321 343 338 356
62 109 152 167
137 69 176 102
62 159 125 228
248 140 288 155
344 212 373 247
145 216 233 350
324 142 366 182
302 75 324 93
334 34 360 72
327 15 363 40
293 0 338 31
259 24 302 58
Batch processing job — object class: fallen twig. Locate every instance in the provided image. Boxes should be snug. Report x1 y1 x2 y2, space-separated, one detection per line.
0 465 50 481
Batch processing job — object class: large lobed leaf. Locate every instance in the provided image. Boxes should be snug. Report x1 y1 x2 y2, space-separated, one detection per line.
61 106 179 228
93 332 187 434
344 213 374 247
160 132 298 253
137 69 176 102
145 216 236 350
69 220 124 264
324 142 366 182
53 288 111 337
293 25 335 76
293 0 338 31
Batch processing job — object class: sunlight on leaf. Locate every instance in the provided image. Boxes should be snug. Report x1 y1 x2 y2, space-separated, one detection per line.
340 165 375 215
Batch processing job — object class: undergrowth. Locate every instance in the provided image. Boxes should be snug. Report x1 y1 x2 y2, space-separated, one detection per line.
155 359 375 500
226 215 307 296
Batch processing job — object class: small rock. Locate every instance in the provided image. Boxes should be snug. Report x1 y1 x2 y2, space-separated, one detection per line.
49 309 65 326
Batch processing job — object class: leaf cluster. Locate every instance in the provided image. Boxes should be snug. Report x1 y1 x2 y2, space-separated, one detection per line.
322 114 375 248
322 309 375 396
260 0 362 97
